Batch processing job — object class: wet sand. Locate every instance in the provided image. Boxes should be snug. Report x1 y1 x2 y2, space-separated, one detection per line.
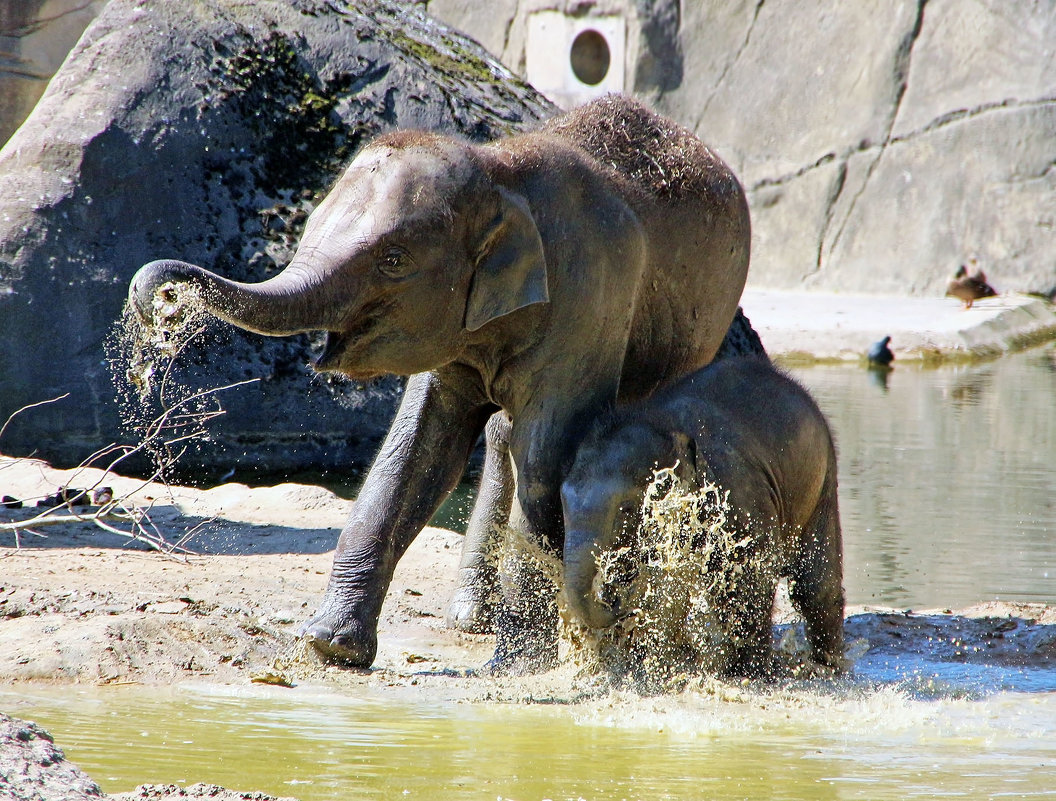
2 454 1053 693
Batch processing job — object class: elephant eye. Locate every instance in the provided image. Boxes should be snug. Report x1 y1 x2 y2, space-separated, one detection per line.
377 246 413 278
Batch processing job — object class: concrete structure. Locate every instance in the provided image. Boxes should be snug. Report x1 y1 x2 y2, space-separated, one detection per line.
427 0 1056 301
0 0 107 145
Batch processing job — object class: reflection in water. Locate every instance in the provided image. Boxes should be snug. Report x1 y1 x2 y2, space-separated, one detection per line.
790 345 1056 609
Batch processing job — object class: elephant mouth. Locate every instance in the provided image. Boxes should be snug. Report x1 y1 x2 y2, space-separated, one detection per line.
314 300 393 377
315 331 351 371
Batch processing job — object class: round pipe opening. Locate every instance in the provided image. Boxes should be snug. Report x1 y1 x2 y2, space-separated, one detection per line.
569 29 611 86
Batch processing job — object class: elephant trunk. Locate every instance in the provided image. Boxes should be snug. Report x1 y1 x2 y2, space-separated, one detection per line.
563 527 618 629
128 259 341 336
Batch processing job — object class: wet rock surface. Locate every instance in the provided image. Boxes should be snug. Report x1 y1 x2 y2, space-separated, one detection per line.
0 713 104 801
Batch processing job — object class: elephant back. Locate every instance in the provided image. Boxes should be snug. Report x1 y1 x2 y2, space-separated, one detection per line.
543 95 737 204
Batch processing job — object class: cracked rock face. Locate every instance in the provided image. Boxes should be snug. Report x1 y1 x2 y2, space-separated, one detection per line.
0 0 553 473
661 0 1056 298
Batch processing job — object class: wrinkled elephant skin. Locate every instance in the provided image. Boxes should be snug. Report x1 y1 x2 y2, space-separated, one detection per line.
127 96 752 670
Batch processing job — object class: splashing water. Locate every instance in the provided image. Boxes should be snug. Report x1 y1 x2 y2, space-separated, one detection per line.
498 468 815 695
119 281 213 402
105 282 243 481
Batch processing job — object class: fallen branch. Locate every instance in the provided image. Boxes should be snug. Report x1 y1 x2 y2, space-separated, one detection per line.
1 378 258 556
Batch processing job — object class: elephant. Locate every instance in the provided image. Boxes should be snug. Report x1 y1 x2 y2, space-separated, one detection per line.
560 357 845 676
127 94 752 672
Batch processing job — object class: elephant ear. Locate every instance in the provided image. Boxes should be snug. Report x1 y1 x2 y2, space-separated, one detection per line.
463 185 549 332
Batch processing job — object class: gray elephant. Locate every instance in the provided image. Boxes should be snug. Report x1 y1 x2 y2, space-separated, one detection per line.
128 95 751 672
561 357 845 676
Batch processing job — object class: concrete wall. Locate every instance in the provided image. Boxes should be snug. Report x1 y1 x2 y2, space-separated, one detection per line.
0 0 107 145
427 0 1056 299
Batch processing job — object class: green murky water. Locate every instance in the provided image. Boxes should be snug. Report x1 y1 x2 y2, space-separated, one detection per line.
5 679 1056 800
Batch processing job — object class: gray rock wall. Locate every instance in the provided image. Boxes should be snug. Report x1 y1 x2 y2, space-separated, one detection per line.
429 0 1056 298
0 0 553 475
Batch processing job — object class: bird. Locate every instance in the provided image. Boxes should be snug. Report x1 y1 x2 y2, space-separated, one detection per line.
946 262 996 309
867 335 894 368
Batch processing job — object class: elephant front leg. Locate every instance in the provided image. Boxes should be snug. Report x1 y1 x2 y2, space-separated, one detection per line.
446 412 514 634
300 369 492 667
487 412 592 676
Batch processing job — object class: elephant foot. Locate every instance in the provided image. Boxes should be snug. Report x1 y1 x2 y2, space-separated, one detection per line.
484 639 558 677
298 610 377 669
445 580 496 634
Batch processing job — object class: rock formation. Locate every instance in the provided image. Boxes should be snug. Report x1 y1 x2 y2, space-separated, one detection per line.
0 0 553 474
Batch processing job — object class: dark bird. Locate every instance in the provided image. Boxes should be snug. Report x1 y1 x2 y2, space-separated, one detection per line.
946 263 996 309
867 335 894 367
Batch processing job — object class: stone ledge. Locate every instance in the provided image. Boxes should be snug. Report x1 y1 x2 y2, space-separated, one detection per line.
741 289 1056 364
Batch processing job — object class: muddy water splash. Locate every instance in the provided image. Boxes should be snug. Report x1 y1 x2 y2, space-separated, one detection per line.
500 468 809 694
107 282 244 478
118 282 213 401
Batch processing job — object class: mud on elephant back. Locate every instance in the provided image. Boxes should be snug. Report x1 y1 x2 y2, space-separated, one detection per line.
128 94 763 674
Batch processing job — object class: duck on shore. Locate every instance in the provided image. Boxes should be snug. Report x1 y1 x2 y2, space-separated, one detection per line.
946 261 997 309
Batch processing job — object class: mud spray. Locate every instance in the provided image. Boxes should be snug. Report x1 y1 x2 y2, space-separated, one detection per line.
106 283 251 480
500 467 831 696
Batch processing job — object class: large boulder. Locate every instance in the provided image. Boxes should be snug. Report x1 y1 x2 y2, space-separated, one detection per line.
429 0 1056 299
0 0 553 476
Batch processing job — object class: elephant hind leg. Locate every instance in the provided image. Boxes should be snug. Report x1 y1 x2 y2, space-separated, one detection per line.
446 412 514 634
788 481 845 670
708 552 780 679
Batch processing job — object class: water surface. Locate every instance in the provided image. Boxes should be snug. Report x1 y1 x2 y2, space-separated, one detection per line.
5 679 1055 801
788 345 1056 609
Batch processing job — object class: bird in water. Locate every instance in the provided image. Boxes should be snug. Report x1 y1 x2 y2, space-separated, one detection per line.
867 335 894 368
946 262 996 309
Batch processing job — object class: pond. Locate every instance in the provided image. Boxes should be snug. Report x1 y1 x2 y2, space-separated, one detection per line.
5 676 1055 801
5 345 1056 801
788 344 1056 610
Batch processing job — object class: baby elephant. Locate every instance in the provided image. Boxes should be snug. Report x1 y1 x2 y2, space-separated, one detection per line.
560 357 844 676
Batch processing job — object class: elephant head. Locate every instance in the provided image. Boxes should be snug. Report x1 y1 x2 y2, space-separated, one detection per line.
128 132 549 380
561 422 697 629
